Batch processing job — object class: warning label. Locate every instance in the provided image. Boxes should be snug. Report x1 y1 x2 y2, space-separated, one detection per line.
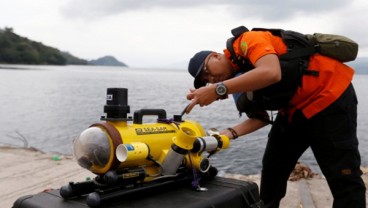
135 126 175 135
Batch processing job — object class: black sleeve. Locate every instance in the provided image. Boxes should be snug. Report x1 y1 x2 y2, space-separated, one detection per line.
234 92 272 124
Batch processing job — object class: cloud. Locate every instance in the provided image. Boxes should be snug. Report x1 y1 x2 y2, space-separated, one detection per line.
236 0 352 21
56 0 368 66
61 0 352 21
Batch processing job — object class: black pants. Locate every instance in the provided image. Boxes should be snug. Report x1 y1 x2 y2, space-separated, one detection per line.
260 84 366 208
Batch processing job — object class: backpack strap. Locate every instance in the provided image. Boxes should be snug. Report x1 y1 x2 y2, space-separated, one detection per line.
251 27 283 37
226 26 254 71
231 25 249 37
278 30 319 76
279 30 318 60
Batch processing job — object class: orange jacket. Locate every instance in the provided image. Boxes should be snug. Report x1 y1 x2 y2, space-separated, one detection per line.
224 30 354 119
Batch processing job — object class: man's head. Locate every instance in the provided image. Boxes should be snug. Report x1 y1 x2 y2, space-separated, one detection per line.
188 51 212 88
188 51 234 88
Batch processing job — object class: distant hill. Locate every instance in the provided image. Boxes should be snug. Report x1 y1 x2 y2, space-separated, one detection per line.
88 56 127 67
0 27 127 67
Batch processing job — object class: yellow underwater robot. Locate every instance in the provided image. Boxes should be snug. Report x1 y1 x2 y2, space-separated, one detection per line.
60 88 231 207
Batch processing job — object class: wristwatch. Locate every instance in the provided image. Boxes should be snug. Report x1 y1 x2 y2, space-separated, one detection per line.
215 82 228 96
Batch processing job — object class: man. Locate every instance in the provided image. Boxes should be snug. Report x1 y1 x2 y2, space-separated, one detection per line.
186 27 366 207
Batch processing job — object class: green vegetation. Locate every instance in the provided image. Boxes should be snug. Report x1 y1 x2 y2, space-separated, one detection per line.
0 27 128 67
61 51 88 65
0 27 86 65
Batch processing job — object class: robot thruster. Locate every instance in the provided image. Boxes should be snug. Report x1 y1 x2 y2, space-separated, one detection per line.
60 88 230 207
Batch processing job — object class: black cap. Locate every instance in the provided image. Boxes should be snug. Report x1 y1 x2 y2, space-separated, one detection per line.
188 50 212 88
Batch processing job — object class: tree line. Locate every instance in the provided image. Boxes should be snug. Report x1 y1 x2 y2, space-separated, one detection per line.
0 27 87 65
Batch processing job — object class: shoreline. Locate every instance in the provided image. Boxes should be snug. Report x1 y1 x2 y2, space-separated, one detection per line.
1 146 367 208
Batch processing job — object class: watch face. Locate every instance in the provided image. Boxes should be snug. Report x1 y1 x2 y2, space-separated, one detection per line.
216 83 227 96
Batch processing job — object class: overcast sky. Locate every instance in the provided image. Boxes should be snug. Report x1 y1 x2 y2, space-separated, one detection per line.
1 0 367 69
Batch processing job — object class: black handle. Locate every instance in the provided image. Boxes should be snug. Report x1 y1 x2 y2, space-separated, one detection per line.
133 109 167 124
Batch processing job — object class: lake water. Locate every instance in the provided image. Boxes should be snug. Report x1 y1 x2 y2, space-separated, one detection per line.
1 64 367 175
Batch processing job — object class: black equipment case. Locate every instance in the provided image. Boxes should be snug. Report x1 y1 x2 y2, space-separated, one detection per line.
13 177 262 208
